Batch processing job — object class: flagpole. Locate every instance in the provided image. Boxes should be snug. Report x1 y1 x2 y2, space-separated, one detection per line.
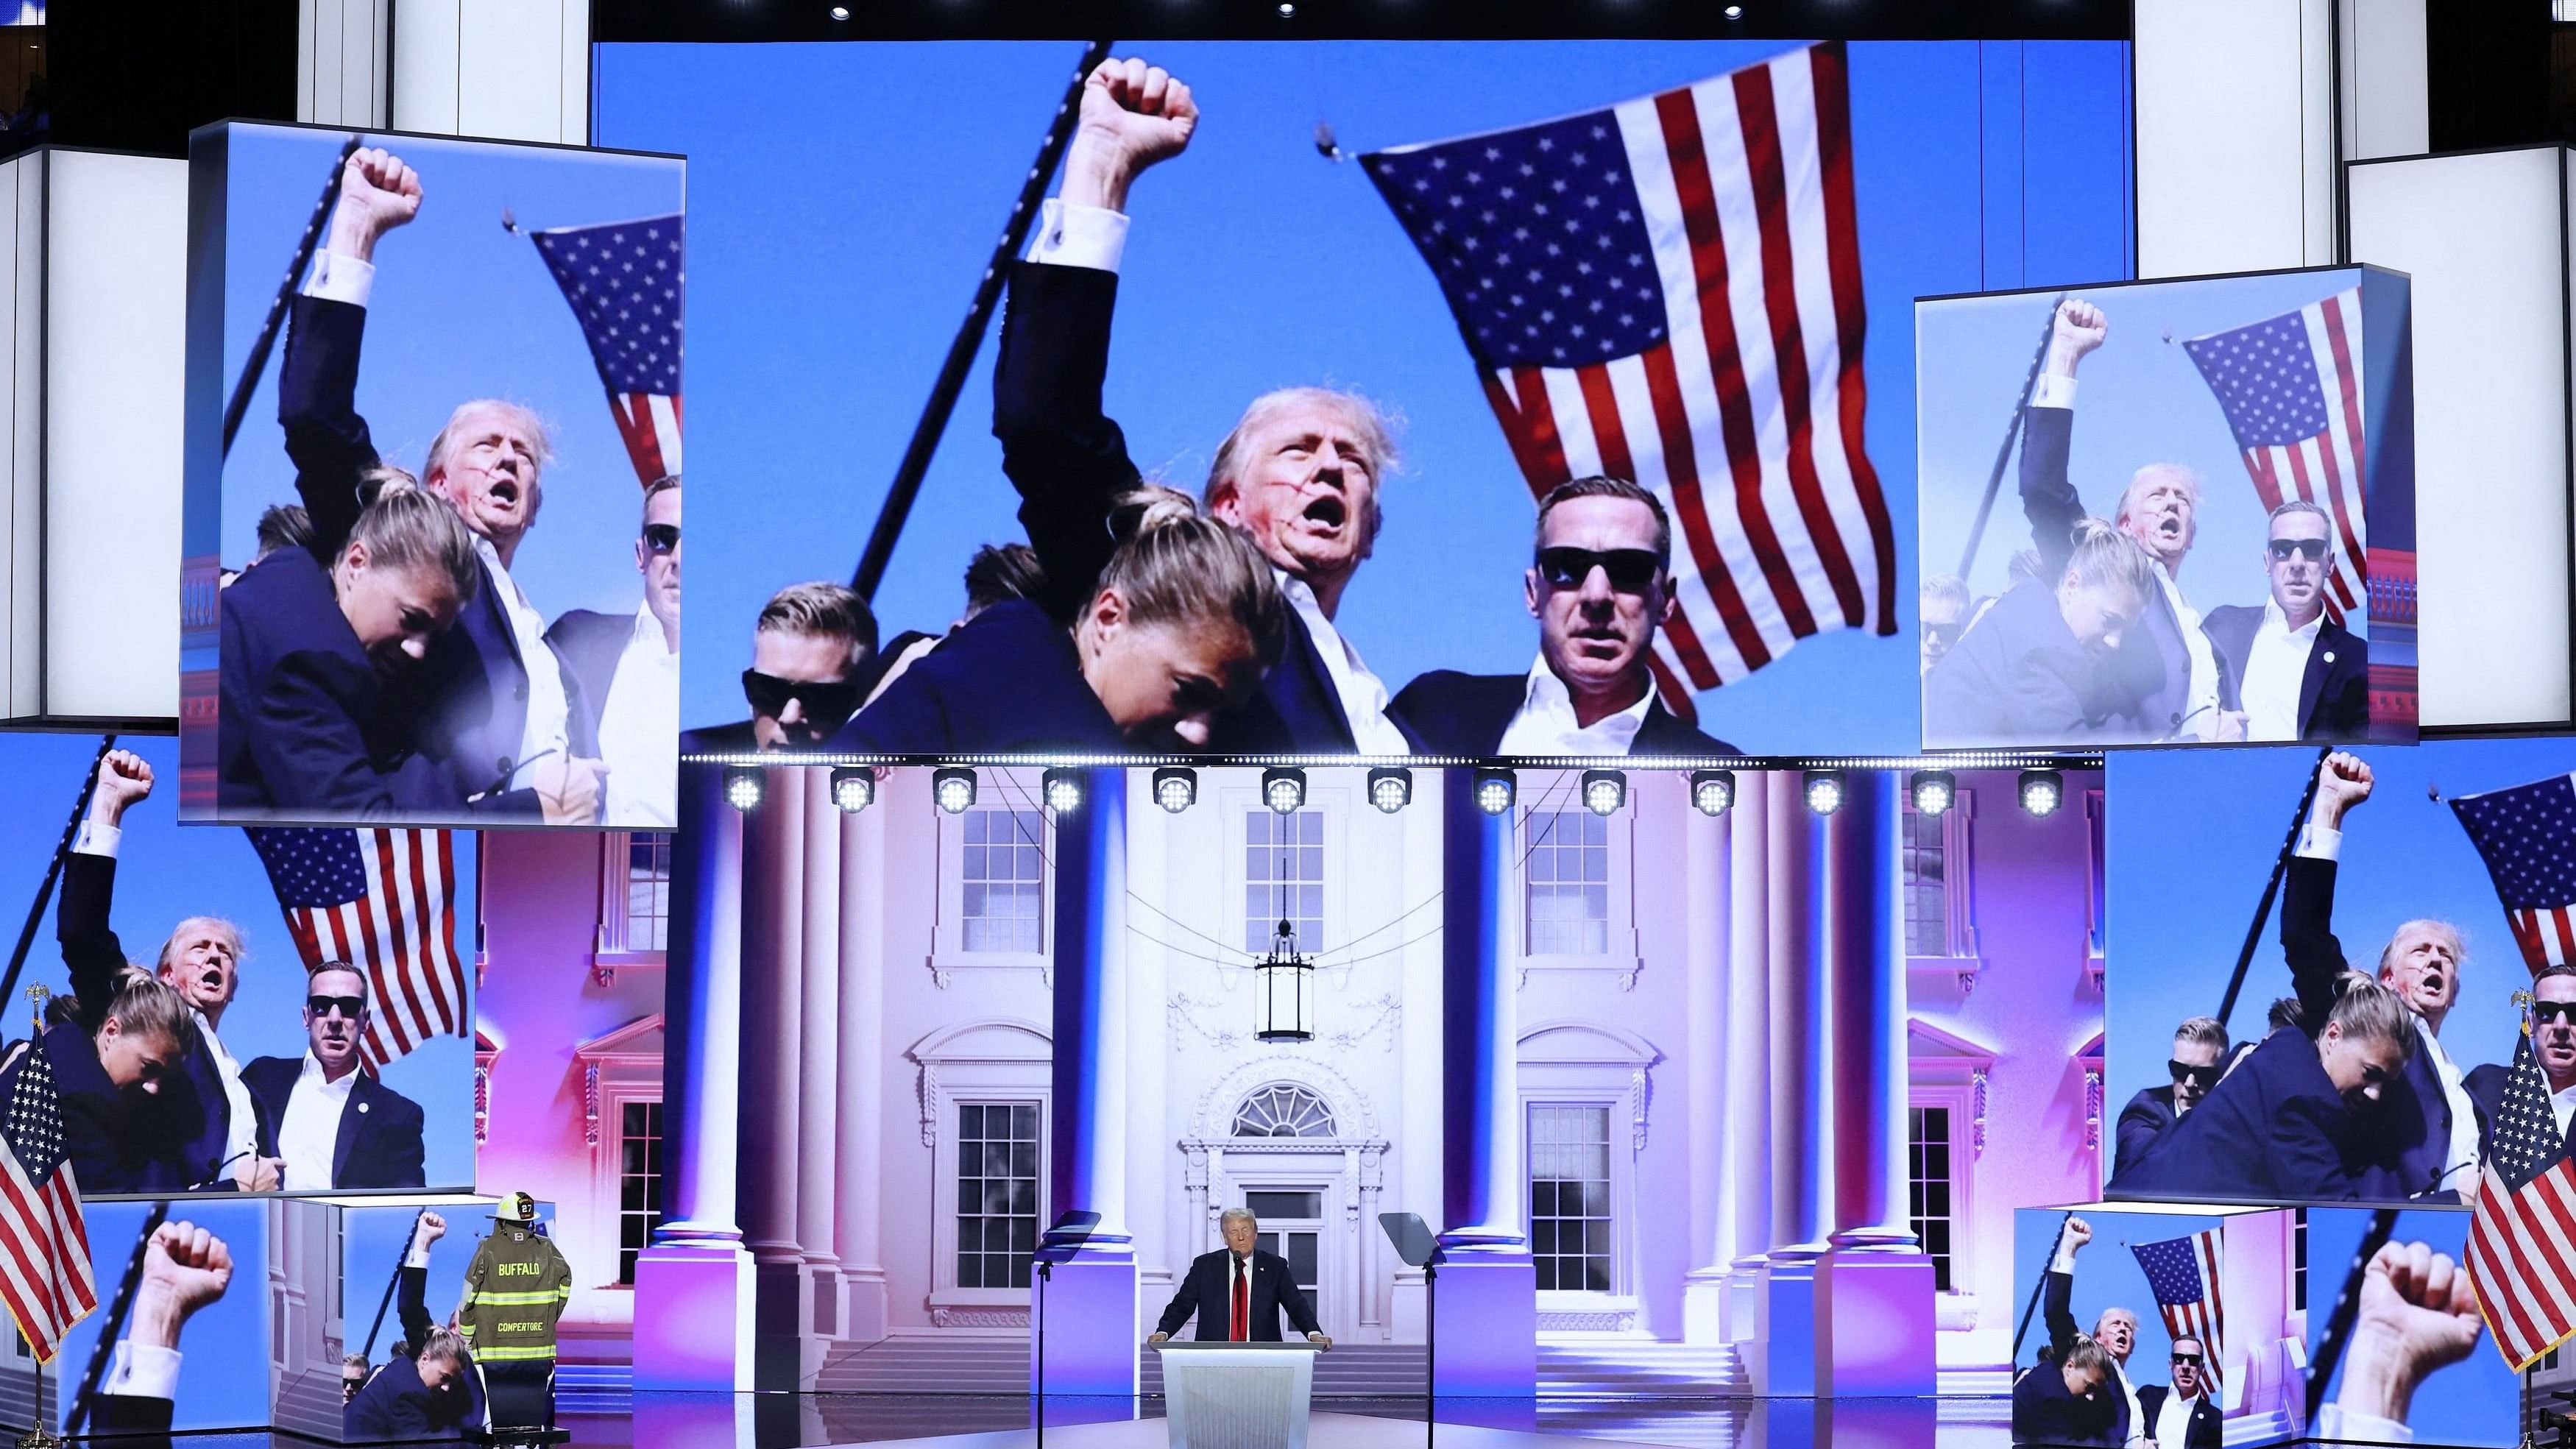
2212 746 2334 1032
2304 1208 2399 1427
2009 1210 2076 1364
360 1206 429 1358
1953 296 2065 581
14 989 54 1449
0 737 116 1024
60 1205 168 1438
222 135 364 459
850 38 1117 600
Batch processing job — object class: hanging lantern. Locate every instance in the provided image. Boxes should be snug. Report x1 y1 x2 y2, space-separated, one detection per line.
1254 915 1315 1043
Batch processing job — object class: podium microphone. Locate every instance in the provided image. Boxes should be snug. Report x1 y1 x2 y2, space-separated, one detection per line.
467 749 561 804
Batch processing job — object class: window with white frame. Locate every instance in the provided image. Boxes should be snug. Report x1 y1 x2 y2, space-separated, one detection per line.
1908 1105 1956 1292
1245 808 1326 952
1529 1104 1613 1292
963 809 1047 954
618 1099 664 1285
1526 810 1610 956
626 835 671 952
1901 790 1977 960
2084 788 2107 960
955 1102 1041 1289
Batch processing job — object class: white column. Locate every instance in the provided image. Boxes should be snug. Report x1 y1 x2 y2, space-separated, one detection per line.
1122 770 1170 1343
2338 0 2427 162
1722 773 1773 1340
2135 0 2335 276
796 770 844 1344
740 772 807 1392
297 0 392 128
1682 798 1730 1344
392 0 588 144
836 779 890 1342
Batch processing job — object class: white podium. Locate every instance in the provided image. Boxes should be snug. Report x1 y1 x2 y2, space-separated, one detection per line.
1153 1342 1324 1449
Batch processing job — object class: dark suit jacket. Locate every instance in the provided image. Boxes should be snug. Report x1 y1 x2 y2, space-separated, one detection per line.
2040 1270 2131 1447
681 720 761 757
2111 1086 2178 1184
1387 670 1735 757
280 294 572 815
241 1055 426 1190
2135 1384 2223 1449
828 600 1125 755
26 1024 190 1194
2020 405 2193 742
345 1264 484 1439
991 260 1401 755
1923 581 2124 747
2201 604 2368 741
91 1393 175 1441
1155 1247 1320 1342
2010 1361 2121 1447
58 852 241 1189
543 609 632 759
2282 856 2463 1200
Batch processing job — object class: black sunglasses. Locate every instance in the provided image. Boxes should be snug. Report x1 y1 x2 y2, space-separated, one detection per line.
643 523 681 556
2265 537 2329 562
1535 547 1664 593
2168 1059 2221 1089
2537 1001 2576 1027
2170 1353 2204 1367
740 670 862 729
308 994 367 1020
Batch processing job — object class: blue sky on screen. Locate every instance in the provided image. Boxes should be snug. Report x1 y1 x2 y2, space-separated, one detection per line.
2106 740 2576 1158
56 1200 268 1431
1918 268 2374 612
595 39 2131 751
2010 1205 2233 1375
2304 1206 2519 1443
0 733 476 1190
214 124 684 625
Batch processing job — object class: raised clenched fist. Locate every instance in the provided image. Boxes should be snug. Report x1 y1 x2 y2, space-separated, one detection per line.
2313 751 2374 829
328 146 423 261
1063 57 1200 213
2337 1240 2483 1426
91 749 154 821
2048 298 2108 377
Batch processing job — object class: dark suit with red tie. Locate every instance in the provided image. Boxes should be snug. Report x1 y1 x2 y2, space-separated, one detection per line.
1155 1247 1320 1342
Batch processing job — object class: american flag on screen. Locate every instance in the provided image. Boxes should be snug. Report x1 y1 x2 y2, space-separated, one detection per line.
528 215 684 486
2465 1024 2576 1369
2129 1230 2224 1391
1361 42 1895 715
246 827 467 1069
2179 290 2367 626
0 1040 95 1362
2447 773 2576 971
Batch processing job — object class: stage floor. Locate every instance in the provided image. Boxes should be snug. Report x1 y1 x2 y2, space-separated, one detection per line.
821 1411 1690 1449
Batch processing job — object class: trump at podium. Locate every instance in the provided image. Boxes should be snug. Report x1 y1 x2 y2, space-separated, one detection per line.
1150 1208 1332 1347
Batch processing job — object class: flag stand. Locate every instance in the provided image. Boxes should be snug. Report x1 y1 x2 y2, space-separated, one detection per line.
15 990 57 1449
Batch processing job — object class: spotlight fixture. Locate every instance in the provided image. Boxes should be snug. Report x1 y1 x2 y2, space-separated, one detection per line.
1580 769 1627 817
1689 769 1735 817
1367 767 1412 814
829 4 849 17
1153 767 1198 814
1278 1 1295 15
933 767 978 815
2019 768 2064 818
1473 768 1517 815
723 765 764 813
829 767 874 813
1262 767 1307 815
1802 770 1844 816
1041 768 1085 814
1723 3 1743 16
1910 770 1956 818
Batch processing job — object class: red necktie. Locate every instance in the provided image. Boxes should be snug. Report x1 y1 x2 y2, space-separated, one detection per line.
1231 1257 1249 1342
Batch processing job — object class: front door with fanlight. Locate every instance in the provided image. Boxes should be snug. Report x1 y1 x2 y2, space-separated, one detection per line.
1244 1188 1326 1335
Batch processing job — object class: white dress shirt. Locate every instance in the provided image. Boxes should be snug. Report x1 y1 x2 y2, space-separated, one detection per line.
2316 1404 2410 1443
2555 1080 2576 1142
70 822 258 1186
1496 655 1656 756
2298 821 2481 1191
2154 1388 2199 1449
2240 598 2323 743
1027 202 1409 755
598 604 679 829
2030 376 2219 740
278 1052 361 1192
475 541 575 788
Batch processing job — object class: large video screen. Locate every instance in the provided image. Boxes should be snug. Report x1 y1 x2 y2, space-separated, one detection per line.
181 122 685 829
597 40 2131 761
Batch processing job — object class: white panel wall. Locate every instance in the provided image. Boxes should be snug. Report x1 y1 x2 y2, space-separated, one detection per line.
2134 0 2335 276
2340 0 2430 162
45 152 187 720
394 0 589 145
2347 149 2573 728
297 0 391 128
0 155 36 718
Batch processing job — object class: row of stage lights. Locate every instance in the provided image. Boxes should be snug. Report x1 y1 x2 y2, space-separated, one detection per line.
723 763 2067 821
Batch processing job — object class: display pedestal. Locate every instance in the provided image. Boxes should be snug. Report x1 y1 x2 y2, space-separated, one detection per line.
1156 1342 1322 1449
1035 1251 1140 1397
1819 1250 1936 1397
632 1238 756 1392
1755 1255 1822 1397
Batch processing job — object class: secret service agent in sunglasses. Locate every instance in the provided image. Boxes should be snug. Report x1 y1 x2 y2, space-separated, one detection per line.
2536 1001 2576 1027
740 670 863 729
643 522 680 556
308 994 368 1020
2168 1058 2221 1090
2265 537 2330 563
1534 547 1666 593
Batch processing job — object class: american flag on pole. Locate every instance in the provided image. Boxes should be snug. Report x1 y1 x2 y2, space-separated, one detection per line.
2464 1024 2576 1369
2129 1229 2225 1391
245 827 467 1069
528 215 684 486
0 1040 96 1362
2447 773 2576 971
2179 289 2368 626
1361 42 1895 715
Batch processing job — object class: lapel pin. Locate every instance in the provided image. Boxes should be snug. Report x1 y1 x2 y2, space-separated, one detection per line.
2322 651 2335 665
358 1102 370 1113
